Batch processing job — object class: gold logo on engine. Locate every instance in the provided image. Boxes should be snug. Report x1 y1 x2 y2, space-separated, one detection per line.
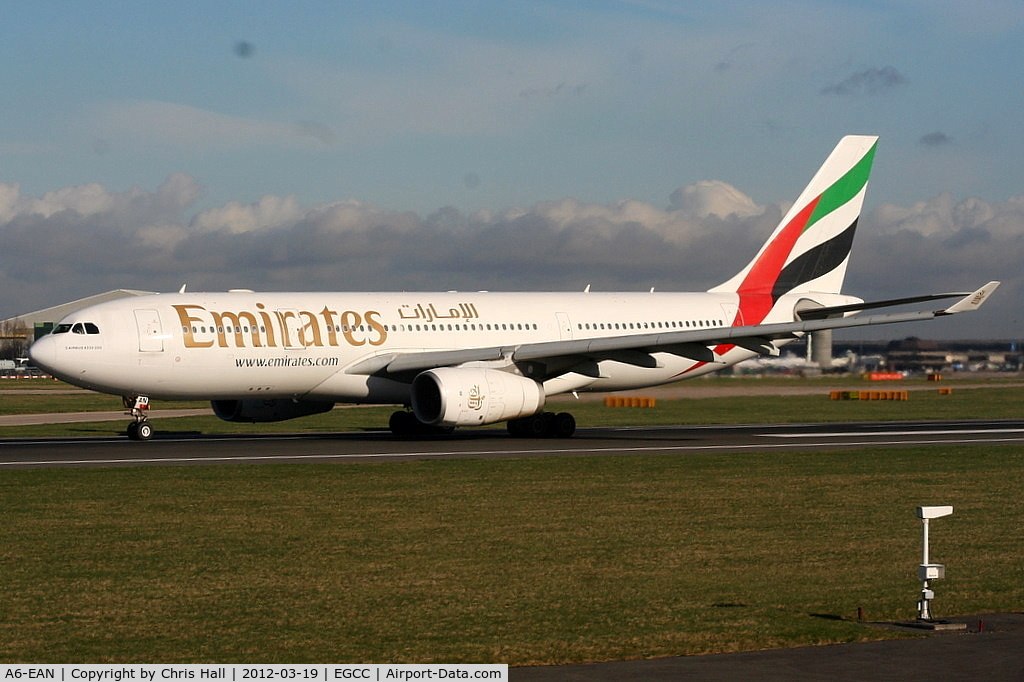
467 385 485 410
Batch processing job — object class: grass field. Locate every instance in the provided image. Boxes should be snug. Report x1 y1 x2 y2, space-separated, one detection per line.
1 378 1023 664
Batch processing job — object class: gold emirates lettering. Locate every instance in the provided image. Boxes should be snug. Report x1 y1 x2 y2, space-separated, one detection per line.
173 304 387 349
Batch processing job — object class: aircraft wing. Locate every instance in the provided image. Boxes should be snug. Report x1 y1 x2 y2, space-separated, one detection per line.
347 281 1000 378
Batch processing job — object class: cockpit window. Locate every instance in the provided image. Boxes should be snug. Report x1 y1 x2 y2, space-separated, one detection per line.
53 322 100 335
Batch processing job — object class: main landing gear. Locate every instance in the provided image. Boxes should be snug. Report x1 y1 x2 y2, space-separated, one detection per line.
388 410 455 437
387 410 577 438
507 411 576 438
123 395 154 441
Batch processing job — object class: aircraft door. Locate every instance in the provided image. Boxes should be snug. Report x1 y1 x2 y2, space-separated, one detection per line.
721 302 741 327
135 309 164 352
556 312 573 341
277 309 307 350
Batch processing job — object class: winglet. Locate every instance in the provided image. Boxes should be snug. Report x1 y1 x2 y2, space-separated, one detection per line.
942 281 1000 314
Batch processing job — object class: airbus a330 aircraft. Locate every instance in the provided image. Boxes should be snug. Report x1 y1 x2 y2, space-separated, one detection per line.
30 136 998 440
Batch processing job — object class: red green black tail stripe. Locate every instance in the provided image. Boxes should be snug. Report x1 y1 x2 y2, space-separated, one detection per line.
676 138 877 378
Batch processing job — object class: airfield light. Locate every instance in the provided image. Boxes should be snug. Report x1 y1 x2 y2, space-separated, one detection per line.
915 505 953 620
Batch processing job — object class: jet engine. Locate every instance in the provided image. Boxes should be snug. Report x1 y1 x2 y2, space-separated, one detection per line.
211 398 335 423
411 367 544 427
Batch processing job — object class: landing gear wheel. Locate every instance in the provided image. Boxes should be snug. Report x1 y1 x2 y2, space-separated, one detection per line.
526 412 550 437
127 420 154 441
507 411 577 438
389 410 418 436
552 412 576 438
389 410 453 437
507 417 527 437
136 421 154 440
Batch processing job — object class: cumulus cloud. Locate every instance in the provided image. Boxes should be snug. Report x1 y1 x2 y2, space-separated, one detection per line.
0 177 772 309
841 194 1024 337
669 180 761 219
0 174 201 228
2 176 1021 338
190 195 305 235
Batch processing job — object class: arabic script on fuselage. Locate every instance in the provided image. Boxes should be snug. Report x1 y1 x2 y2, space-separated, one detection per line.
397 302 480 323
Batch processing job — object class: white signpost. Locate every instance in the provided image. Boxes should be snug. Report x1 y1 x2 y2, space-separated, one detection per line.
915 505 953 620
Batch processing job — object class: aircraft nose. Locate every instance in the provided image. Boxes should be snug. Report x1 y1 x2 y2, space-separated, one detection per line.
28 334 56 374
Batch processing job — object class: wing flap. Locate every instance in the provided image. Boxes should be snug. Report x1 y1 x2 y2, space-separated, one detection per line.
659 343 718 363
730 336 780 357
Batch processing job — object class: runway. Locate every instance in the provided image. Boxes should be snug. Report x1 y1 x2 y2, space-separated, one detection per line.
3 418 1024 469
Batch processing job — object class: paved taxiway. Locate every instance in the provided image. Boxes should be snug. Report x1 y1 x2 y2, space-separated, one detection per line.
3 418 1024 469
512 613 1024 681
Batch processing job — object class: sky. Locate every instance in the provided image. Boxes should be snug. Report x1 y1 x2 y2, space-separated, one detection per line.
2 0 1023 340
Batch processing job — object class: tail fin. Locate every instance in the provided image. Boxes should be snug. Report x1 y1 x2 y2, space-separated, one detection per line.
710 135 878 308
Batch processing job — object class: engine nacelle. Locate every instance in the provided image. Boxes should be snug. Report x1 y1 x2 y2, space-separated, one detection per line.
211 398 335 423
411 367 545 427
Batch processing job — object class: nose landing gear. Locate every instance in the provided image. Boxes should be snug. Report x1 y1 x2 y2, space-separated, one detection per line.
123 395 154 441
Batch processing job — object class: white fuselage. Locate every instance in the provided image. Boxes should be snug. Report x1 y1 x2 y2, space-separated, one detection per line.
28 289 820 403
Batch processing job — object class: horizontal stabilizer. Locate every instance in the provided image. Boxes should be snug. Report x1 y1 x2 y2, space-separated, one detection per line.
799 292 969 320
799 281 1000 321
